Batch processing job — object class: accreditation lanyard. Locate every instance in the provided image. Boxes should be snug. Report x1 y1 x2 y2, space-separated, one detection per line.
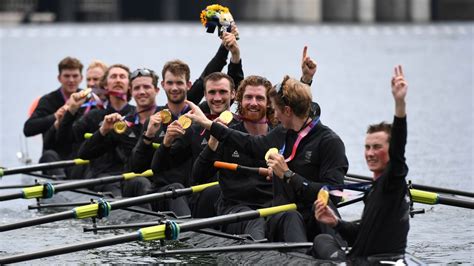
81 92 105 114
107 90 128 101
124 104 156 127
280 117 320 163
59 88 70 103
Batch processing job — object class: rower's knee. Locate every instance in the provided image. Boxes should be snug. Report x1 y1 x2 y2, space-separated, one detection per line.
312 234 346 261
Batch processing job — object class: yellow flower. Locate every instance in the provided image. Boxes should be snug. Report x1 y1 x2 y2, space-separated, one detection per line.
200 4 231 27
200 10 207 26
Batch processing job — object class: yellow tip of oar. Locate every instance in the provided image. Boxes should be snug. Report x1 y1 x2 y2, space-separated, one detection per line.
74 159 90 165
139 224 166 241
191 182 219 193
141 169 154 177
74 204 99 219
152 143 160 149
410 189 439 205
0 168 3 177
22 185 44 199
84 133 93 139
258 203 297 217
123 170 154 180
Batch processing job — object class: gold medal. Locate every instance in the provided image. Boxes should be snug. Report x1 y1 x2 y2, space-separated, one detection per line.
317 188 329 207
80 88 92 98
264 147 279 161
113 120 127 134
160 109 172 124
177 115 192 129
219 110 233 125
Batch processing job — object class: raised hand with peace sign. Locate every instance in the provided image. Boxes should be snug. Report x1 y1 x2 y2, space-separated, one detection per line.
391 65 407 118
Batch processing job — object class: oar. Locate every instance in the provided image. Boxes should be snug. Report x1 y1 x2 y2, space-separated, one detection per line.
84 133 160 149
0 181 66 190
346 173 474 198
213 161 270 176
0 203 297 264
0 159 89 177
152 242 313 256
0 182 218 232
343 177 474 209
410 189 474 209
216 161 474 209
0 170 153 202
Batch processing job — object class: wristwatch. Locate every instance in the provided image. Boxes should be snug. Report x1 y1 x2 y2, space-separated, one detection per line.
283 170 296 184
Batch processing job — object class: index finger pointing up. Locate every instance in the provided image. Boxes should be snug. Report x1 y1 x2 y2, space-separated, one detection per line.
302 46 308 63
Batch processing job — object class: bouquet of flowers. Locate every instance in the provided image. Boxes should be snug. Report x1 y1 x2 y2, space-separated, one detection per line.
200 4 238 39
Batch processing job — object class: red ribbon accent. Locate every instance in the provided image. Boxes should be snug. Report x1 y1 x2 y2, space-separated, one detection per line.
283 117 319 163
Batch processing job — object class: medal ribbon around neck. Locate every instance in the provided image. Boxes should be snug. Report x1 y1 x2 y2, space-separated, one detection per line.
280 117 320 163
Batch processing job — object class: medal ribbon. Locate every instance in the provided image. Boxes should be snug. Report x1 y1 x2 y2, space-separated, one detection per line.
280 117 320 163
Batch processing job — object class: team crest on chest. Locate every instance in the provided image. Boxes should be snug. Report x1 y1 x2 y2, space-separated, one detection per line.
128 131 136 138
232 150 240 158
159 131 165 138
201 138 208 146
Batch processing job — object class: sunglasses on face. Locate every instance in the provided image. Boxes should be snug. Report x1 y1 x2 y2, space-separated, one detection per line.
131 68 156 81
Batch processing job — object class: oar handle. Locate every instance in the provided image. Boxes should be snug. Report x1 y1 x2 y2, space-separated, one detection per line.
214 161 270 176
214 161 237 171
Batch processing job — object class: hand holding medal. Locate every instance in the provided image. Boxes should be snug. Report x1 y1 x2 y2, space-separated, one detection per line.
317 187 330 207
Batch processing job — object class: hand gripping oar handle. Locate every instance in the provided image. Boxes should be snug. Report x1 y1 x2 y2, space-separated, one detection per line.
84 133 160 149
213 161 270 176
0 203 296 264
0 181 219 232
0 159 89 177
0 169 153 202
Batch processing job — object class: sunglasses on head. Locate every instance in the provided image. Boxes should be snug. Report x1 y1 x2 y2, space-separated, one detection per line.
131 68 155 80
275 79 290 106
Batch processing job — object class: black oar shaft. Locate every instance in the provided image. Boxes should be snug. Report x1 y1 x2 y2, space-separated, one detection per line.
0 174 122 202
0 160 86 177
179 210 260 232
154 242 313 256
83 222 160 232
53 174 123 192
438 195 474 209
346 173 474 197
0 191 24 201
0 211 74 232
110 188 192 210
28 202 93 209
0 233 139 264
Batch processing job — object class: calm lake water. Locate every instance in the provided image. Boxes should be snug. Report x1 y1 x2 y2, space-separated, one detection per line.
0 22 473 264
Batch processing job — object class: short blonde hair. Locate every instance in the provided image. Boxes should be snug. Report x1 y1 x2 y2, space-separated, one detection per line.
269 75 312 118
87 60 108 72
